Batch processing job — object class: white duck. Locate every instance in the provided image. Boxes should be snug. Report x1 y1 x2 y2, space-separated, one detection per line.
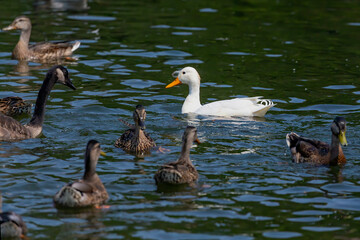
166 67 275 117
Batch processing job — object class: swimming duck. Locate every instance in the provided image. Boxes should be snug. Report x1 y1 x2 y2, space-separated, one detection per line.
154 126 200 185
0 195 27 239
0 97 32 116
53 140 109 208
286 116 348 165
166 67 274 117
114 105 156 154
2 16 80 61
0 65 76 141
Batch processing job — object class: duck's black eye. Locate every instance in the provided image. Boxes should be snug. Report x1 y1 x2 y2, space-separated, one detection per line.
182 71 186 74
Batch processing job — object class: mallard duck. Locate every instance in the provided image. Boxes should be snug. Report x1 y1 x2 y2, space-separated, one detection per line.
0 65 76 141
154 126 200 185
286 116 348 165
53 140 109 208
2 16 80 61
0 195 27 239
166 67 274 117
114 105 156 154
0 97 32 116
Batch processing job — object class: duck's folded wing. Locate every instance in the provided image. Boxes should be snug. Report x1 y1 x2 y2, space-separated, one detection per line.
197 97 274 117
297 138 329 157
0 114 30 139
159 163 176 171
29 41 79 53
70 181 94 193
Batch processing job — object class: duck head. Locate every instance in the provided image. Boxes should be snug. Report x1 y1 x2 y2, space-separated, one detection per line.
133 105 146 130
84 140 105 177
183 126 201 145
331 116 347 146
3 16 31 31
48 65 76 90
166 67 201 89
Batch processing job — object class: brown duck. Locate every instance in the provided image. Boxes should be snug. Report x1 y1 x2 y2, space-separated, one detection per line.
286 116 348 165
154 126 200 185
0 97 32 116
0 195 27 239
115 105 156 154
2 16 80 61
0 65 76 141
53 140 109 208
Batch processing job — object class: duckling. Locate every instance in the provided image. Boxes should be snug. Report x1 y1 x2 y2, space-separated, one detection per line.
0 65 76 141
0 195 27 239
154 126 200 185
2 16 80 61
114 105 156 154
0 97 32 116
53 140 109 208
286 116 348 165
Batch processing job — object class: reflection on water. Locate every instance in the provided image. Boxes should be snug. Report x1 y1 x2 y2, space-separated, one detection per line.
14 60 78 75
34 0 89 12
55 208 106 240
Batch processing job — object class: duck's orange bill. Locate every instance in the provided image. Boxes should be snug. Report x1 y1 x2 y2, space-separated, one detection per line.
165 78 182 88
95 205 111 209
194 138 201 144
2 25 16 31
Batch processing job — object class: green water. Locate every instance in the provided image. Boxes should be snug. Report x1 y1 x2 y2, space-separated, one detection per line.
1 0 360 239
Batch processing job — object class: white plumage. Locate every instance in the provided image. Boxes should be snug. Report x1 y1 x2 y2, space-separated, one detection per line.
166 67 274 117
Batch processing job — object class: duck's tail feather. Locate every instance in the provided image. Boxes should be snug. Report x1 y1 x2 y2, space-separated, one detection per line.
118 118 134 128
71 41 81 52
54 186 82 207
286 132 300 148
249 97 275 117
257 98 275 107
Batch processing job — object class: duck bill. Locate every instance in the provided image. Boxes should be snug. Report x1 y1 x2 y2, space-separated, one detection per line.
339 131 347 146
2 25 16 31
100 151 106 156
139 119 146 130
165 78 182 89
66 81 76 90
194 138 201 144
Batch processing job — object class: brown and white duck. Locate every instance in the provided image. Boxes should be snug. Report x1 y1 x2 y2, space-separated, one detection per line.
0 96 32 116
154 126 200 185
114 105 156 154
0 195 27 239
286 116 348 165
53 140 109 208
2 16 80 61
0 65 76 141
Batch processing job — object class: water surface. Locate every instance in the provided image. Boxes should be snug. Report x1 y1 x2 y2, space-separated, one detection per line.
0 0 360 239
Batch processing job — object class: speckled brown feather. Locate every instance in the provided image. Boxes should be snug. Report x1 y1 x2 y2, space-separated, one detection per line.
154 160 198 184
114 128 156 153
0 97 32 116
28 41 78 60
54 174 108 208
0 211 27 238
